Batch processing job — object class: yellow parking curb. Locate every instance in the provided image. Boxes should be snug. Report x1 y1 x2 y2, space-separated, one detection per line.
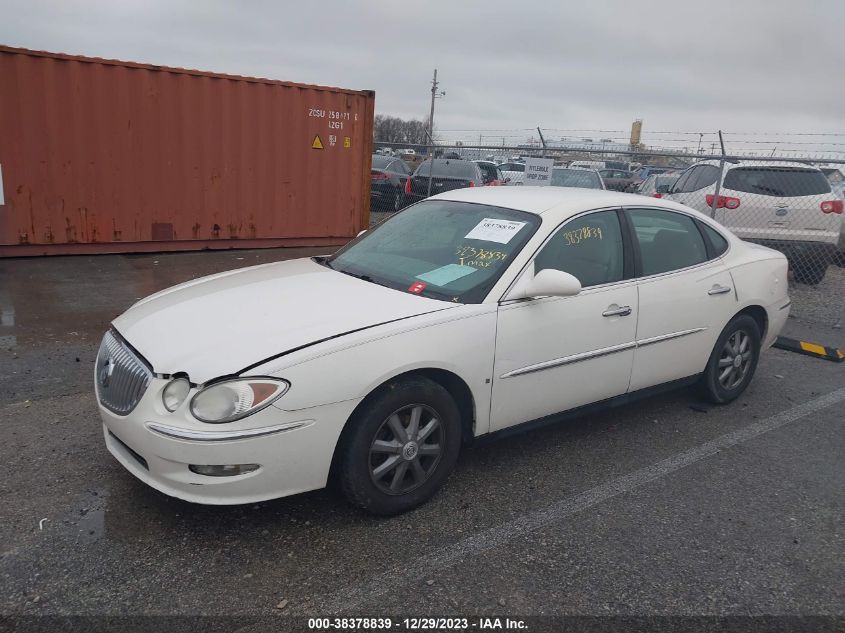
773 336 845 363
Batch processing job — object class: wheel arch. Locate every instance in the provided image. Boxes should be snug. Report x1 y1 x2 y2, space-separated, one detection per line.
328 367 477 482
734 304 768 340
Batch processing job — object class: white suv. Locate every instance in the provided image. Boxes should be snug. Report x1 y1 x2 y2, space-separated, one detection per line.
663 160 843 284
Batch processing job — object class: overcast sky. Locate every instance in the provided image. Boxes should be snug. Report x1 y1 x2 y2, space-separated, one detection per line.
3 0 844 153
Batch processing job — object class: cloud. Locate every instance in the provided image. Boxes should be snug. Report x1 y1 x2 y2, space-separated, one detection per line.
2 0 843 152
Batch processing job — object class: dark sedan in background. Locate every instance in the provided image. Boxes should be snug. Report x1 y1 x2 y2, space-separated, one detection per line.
405 159 486 203
371 155 412 212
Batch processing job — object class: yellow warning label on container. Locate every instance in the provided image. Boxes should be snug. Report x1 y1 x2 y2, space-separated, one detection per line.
312 135 324 150
343 136 351 148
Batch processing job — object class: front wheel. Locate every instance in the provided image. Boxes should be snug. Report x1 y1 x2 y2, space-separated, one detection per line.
698 314 761 404
336 377 462 515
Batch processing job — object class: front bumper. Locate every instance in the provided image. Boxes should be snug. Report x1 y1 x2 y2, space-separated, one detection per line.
99 378 361 505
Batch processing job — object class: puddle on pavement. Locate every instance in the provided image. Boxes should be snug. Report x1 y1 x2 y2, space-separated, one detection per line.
0 246 335 354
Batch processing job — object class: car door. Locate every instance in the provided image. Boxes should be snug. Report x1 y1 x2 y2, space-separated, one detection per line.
625 207 738 392
490 209 638 432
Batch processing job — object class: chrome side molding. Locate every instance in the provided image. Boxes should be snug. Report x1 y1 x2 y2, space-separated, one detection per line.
500 327 707 379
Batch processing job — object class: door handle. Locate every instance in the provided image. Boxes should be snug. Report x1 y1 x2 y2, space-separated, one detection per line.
708 285 732 295
602 305 632 317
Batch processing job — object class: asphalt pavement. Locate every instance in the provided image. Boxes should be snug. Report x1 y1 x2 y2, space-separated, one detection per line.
0 247 842 627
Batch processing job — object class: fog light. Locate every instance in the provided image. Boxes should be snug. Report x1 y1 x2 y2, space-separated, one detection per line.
189 464 260 477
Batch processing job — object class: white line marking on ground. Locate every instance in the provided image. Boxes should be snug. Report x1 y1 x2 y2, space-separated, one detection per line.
311 386 845 613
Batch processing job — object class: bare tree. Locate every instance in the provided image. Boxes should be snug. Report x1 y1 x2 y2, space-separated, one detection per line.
374 115 430 145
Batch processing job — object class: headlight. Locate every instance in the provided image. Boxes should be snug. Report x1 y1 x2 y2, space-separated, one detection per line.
162 377 191 412
190 378 289 424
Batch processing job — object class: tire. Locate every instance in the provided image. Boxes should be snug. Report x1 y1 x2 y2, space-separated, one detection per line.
792 262 827 285
698 314 761 404
336 377 462 515
392 189 403 212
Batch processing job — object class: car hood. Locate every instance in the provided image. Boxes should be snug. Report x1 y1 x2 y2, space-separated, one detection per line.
112 258 455 383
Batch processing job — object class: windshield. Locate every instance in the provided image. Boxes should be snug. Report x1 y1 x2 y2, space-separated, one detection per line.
476 162 499 182
550 168 602 189
326 201 540 303
723 167 831 197
656 174 679 187
413 159 478 179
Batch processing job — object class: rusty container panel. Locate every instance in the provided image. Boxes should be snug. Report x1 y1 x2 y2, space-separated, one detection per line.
0 46 375 256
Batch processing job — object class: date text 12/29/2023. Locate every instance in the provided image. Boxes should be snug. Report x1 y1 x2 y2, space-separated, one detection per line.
307 616 528 630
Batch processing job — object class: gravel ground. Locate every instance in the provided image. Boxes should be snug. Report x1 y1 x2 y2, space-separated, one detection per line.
0 248 842 625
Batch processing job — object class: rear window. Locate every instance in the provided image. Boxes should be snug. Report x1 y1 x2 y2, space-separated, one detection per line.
414 160 478 179
723 167 831 197
372 155 392 168
550 169 602 189
700 222 729 256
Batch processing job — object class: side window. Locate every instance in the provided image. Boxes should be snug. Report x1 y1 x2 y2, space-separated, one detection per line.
628 208 708 275
534 210 624 287
671 167 700 193
699 222 729 256
688 165 720 191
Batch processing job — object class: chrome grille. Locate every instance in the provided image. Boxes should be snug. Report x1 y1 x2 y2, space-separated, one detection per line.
95 330 152 415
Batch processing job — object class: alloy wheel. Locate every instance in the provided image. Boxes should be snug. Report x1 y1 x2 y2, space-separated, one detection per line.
369 404 443 495
718 329 752 390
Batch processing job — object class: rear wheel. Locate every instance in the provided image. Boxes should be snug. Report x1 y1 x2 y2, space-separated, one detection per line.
336 377 461 515
792 262 828 285
698 314 761 404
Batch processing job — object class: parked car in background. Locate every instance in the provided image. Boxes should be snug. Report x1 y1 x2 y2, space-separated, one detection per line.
397 149 416 157
662 160 842 284
370 154 412 212
636 166 674 182
550 167 606 189
404 159 485 203
474 160 507 186
820 168 845 266
569 160 606 171
599 169 638 192
604 160 631 171
638 173 680 198
499 161 526 185
95 187 789 514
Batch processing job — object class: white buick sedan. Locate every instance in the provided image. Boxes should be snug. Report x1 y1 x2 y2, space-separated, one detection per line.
96 188 790 515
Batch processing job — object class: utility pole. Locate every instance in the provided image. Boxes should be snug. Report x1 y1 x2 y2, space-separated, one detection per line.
427 69 443 145
536 127 547 157
426 69 445 197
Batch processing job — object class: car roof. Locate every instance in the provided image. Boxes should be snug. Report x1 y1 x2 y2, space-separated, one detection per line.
690 159 824 171
429 186 699 222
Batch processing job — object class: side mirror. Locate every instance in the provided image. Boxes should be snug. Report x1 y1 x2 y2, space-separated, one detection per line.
357 230 367 237
507 269 582 300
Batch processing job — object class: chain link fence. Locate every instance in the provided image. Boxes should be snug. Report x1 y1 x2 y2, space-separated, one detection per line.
370 142 845 326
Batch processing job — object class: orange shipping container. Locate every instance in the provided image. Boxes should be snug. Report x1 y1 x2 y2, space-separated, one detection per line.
0 46 375 256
